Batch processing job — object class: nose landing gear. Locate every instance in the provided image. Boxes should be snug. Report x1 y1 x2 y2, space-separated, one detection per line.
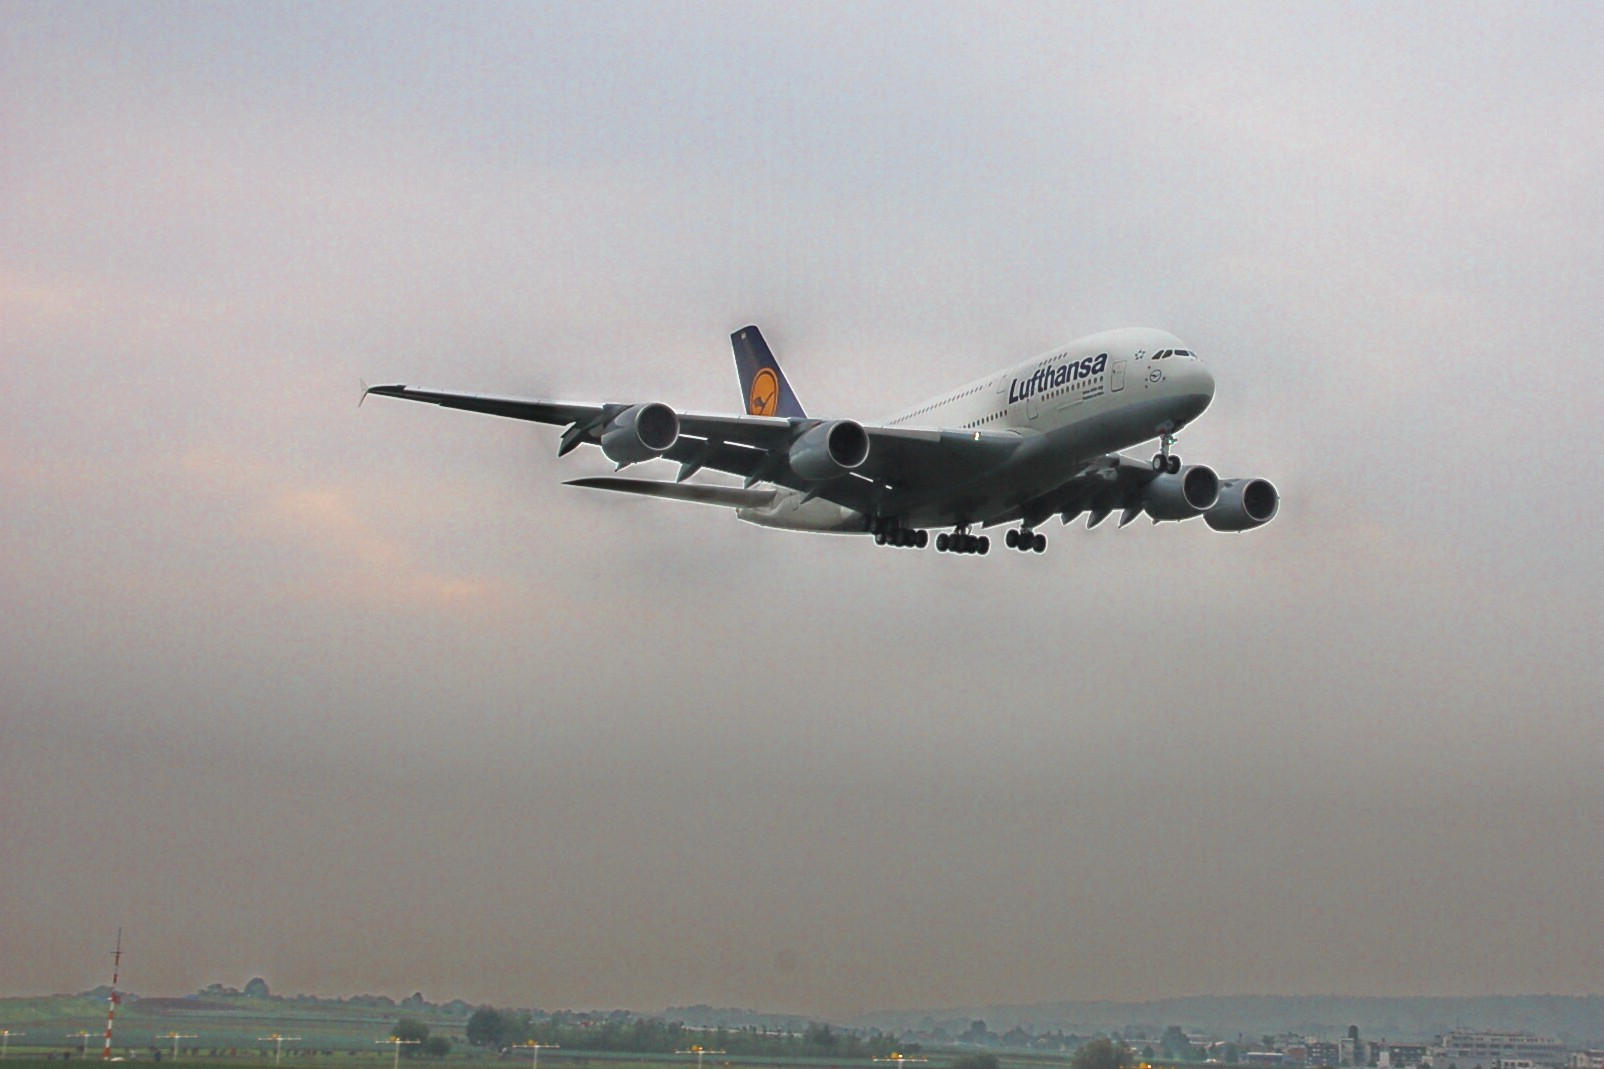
1152 433 1182 474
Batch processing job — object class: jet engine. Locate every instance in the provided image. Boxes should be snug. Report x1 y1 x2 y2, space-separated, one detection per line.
789 420 870 481
1142 464 1220 521
1204 477 1280 531
600 403 679 465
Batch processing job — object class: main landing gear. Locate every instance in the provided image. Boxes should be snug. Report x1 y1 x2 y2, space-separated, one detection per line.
935 529 989 555
871 518 928 549
1005 528 1047 553
1152 432 1182 474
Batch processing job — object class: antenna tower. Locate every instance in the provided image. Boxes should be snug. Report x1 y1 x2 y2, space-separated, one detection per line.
101 929 122 1061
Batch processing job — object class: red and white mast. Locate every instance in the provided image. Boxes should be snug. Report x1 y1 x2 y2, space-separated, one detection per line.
101 929 122 1060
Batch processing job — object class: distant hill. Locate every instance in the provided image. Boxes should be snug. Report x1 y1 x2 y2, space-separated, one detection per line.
663 1005 819 1032
849 996 1604 1046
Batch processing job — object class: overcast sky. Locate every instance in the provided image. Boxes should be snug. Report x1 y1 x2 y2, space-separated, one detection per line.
3 1 1602 1020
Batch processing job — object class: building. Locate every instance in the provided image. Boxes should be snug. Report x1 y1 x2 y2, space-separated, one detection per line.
1376 1044 1430 1067
1306 1042 1341 1066
1429 1032 1567 1069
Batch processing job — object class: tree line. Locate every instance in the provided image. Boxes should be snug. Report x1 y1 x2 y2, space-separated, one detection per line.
465 1011 909 1059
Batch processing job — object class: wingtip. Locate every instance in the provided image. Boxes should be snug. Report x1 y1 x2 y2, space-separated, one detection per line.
361 383 408 403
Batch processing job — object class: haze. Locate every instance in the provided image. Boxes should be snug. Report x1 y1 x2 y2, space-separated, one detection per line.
3 2 1601 1020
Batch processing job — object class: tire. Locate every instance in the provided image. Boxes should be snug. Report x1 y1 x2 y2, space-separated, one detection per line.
1152 453 1166 471
978 536 990 555
1168 454 1181 474
1005 529 1018 549
916 529 929 548
1033 533 1047 553
936 533 949 552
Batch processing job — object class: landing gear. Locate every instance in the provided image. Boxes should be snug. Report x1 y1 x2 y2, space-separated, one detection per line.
870 517 927 550
936 528 989 555
1152 433 1181 474
1005 528 1047 553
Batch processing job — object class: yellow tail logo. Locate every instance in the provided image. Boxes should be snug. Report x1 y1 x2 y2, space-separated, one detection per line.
748 367 779 416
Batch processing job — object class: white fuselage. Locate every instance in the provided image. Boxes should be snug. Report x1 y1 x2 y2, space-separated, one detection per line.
737 328 1216 532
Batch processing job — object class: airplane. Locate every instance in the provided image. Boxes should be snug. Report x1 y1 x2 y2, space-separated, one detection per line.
363 325 1278 556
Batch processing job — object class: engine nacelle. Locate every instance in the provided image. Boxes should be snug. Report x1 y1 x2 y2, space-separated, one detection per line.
1143 464 1220 521
789 420 870 481
599 402 679 465
1204 477 1280 531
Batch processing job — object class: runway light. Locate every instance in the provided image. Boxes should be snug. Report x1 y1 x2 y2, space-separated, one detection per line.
259 1034 301 1065
513 1040 561 1069
677 1045 728 1069
160 1033 197 1061
376 1036 419 1069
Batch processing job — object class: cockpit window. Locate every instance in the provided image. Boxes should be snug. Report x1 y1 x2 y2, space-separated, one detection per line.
1154 349 1172 359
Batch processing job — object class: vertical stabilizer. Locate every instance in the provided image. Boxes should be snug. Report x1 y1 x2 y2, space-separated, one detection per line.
731 326 807 418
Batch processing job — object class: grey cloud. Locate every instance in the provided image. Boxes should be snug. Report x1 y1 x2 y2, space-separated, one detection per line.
3 1 1602 1017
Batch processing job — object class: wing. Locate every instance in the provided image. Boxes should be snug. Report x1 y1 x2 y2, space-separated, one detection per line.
363 385 1026 515
986 454 1179 529
564 476 778 510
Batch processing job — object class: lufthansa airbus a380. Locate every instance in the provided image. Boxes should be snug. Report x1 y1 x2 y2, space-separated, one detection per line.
365 325 1278 556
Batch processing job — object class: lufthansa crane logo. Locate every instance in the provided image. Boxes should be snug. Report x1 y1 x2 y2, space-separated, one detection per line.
749 367 779 416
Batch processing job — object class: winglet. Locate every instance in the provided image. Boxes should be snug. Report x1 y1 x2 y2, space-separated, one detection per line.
731 326 807 418
358 379 370 407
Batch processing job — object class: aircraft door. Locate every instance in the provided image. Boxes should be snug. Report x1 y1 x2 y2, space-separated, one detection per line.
1026 381 1041 420
1111 358 1126 392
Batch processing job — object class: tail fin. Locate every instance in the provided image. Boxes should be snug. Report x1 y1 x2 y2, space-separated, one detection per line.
731 325 807 418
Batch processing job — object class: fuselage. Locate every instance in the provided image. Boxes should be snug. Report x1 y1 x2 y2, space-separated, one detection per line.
738 328 1215 532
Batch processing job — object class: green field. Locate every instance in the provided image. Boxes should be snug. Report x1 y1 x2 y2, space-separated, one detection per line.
0 998 1117 1069
0 1052 1077 1065
0 996 473 1058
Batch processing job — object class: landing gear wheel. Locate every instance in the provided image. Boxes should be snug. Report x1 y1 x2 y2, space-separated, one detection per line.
936 533 949 552
916 529 928 549
978 536 990 555
1033 533 1047 553
875 531 887 545
1154 432 1179 473
1005 529 1018 549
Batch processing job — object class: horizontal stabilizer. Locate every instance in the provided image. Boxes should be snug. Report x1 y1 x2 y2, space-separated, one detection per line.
565 477 778 510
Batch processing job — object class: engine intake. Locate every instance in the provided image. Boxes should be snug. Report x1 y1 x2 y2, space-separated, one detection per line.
1143 464 1220 521
600 402 679 465
1204 477 1280 531
789 420 870 481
